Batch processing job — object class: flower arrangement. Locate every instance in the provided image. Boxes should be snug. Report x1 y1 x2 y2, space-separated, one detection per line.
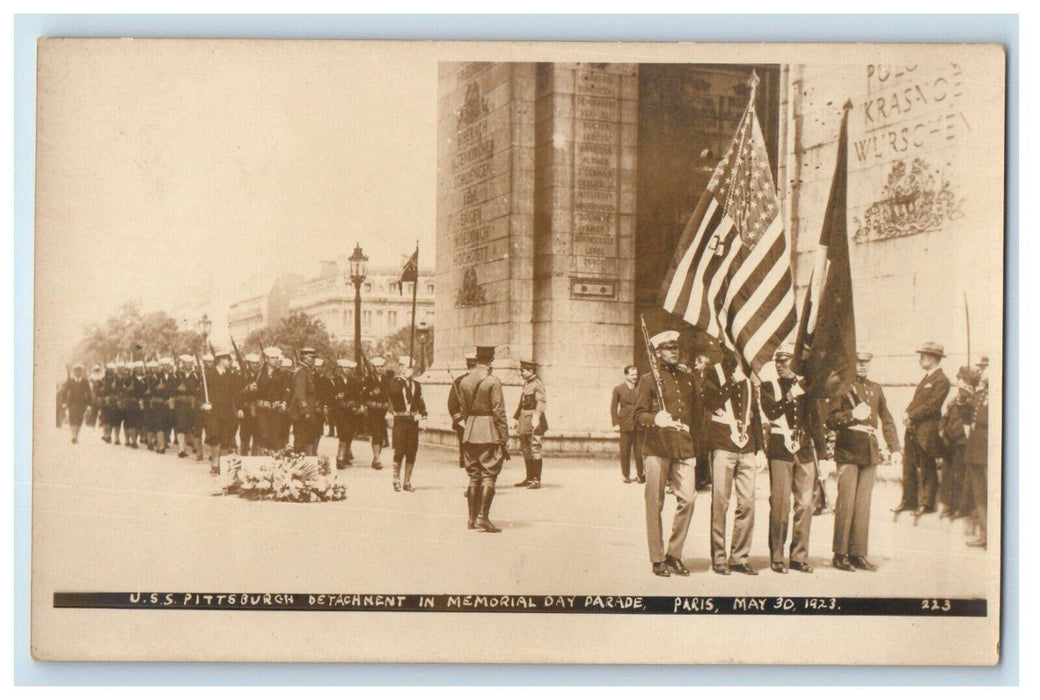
219 450 347 502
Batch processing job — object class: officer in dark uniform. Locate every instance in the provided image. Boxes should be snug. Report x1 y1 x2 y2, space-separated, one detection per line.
388 356 428 492
965 368 989 548
448 351 477 469
894 341 951 517
701 352 762 576
313 357 333 439
237 353 262 456
86 364 103 429
255 347 287 453
143 360 160 450
513 359 548 489
825 350 901 571
760 344 819 574
289 347 322 456
364 357 391 469
202 348 242 474
98 363 117 443
633 330 699 578
458 345 509 533
150 358 176 454
61 364 93 444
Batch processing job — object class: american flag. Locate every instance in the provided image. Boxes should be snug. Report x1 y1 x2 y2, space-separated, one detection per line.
660 81 796 372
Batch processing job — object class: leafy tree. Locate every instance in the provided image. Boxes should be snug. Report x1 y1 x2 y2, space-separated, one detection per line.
243 311 336 360
373 324 435 371
74 302 203 367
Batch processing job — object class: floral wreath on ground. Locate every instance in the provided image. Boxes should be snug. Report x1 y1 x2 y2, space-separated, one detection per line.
218 449 347 502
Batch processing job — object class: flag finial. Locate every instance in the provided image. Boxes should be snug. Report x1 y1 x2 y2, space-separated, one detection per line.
748 69 760 101
843 98 853 112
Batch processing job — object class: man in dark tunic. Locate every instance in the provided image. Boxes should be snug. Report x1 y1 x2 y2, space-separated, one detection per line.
388 356 428 492
202 349 242 474
61 364 93 444
458 345 509 533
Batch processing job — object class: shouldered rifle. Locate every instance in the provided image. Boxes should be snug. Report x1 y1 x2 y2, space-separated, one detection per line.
195 350 210 405
639 314 667 416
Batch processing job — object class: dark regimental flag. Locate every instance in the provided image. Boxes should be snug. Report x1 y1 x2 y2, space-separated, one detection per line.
398 246 419 295
659 73 795 372
793 101 857 399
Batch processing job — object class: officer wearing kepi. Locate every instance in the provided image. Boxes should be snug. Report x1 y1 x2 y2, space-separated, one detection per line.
448 351 478 469
825 350 901 572
632 330 699 578
458 345 509 533
513 359 548 489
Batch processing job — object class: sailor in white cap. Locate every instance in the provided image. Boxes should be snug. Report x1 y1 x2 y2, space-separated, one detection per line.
253 348 289 453
122 360 148 449
363 356 391 469
98 362 118 444
237 352 263 456
633 329 699 577
329 359 361 468
388 355 428 491
201 348 243 474
173 354 203 459
894 341 952 518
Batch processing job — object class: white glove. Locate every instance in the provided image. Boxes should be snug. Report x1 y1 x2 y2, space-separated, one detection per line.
201 403 212 412
654 410 676 428
851 403 870 420
611 425 620 432
754 451 767 471
385 412 395 429
890 451 903 466
788 383 805 399
731 366 746 382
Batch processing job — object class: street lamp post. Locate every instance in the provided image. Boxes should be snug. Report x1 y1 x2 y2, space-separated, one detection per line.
416 320 430 375
348 243 369 372
198 313 212 353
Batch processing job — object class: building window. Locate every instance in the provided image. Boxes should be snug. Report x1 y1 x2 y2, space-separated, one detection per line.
426 283 434 295
344 309 352 327
363 310 372 328
363 282 372 293
387 310 397 327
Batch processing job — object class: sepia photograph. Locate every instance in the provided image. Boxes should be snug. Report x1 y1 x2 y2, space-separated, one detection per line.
30 39 1006 665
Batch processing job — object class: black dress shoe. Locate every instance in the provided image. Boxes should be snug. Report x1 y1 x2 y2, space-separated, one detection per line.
914 505 937 516
665 555 690 576
730 563 758 576
849 556 877 571
770 562 788 574
403 483 414 492
636 475 646 484
891 502 914 513
652 562 671 577
789 560 815 574
832 554 856 571
527 480 541 490
712 564 731 576
514 479 531 487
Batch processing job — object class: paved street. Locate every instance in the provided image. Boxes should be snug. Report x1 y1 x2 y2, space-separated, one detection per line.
32 424 996 602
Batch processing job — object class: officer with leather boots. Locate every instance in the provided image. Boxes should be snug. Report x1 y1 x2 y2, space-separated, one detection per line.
458 345 509 533
513 359 547 489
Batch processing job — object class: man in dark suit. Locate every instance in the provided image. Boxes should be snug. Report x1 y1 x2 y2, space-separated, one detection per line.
388 356 428 492
610 365 644 483
893 342 951 517
826 351 901 571
61 364 93 444
458 346 509 533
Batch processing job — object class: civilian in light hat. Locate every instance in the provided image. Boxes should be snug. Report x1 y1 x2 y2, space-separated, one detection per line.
894 341 951 518
387 355 427 491
513 359 548 489
61 364 92 444
458 345 508 532
362 356 392 468
825 349 900 572
633 329 699 577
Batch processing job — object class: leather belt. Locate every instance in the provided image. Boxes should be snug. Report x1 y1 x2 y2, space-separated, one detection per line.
847 425 878 436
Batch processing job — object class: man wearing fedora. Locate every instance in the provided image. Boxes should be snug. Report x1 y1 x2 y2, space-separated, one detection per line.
894 342 951 517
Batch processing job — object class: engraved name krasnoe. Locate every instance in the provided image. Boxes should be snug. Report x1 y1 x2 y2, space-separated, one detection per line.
54 592 987 616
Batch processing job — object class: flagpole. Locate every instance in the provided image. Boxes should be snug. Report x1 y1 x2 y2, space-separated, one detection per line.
408 241 418 368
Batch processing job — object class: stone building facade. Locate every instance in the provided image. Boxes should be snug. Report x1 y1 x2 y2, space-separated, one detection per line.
424 60 1003 452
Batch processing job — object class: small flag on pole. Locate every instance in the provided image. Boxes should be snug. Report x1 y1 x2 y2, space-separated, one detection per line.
398 246 419 295
659 71 796 372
